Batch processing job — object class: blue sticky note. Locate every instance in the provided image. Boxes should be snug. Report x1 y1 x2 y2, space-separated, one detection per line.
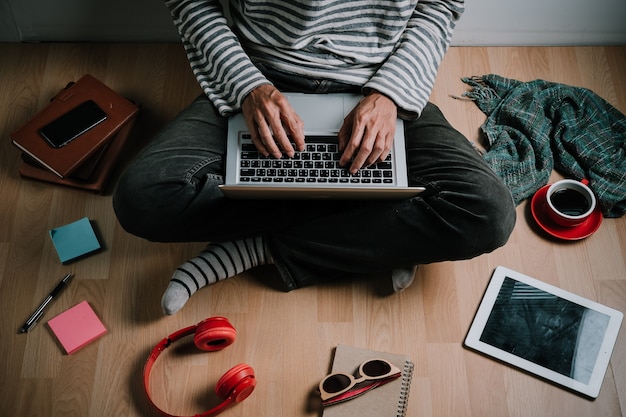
49 217 101 264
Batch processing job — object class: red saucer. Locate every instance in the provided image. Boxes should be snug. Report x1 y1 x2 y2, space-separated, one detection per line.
530 184 603 241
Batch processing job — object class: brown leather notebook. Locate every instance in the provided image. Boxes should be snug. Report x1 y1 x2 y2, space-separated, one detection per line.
11 74 139 178
18 115 137 193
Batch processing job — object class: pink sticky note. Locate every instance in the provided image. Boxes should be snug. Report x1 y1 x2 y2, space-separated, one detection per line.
48 300 107 354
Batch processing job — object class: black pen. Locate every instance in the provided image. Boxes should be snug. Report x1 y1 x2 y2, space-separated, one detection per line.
18 273 74 333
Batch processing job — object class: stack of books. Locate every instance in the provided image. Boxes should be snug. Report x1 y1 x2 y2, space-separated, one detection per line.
10 74 139 193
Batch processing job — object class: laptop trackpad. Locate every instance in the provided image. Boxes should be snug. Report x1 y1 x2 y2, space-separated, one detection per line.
286 94 345 130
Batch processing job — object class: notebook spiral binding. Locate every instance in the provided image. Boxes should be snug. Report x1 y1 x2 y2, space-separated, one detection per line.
397 360 415 417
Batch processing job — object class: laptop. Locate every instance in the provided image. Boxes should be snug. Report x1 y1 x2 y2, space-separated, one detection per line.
219 93 424 199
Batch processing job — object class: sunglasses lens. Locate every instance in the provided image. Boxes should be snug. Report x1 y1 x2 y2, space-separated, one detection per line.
322 374 352 394
362 359 391 377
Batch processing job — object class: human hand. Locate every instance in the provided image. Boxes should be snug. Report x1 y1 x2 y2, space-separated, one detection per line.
338 92 397 173
241 85 305 158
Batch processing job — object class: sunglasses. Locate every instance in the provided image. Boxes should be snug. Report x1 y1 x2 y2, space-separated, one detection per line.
319 358 401 405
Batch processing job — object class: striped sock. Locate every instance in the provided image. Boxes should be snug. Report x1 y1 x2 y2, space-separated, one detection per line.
161 237 271 315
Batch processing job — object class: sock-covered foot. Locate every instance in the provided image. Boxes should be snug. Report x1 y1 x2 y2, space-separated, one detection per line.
391 266 418 293
161 237 271 315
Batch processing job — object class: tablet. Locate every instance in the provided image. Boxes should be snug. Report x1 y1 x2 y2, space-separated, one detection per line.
464 266 623 398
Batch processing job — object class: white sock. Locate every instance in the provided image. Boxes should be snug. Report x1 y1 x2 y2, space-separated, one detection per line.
161 237 271 315
391 266 418 293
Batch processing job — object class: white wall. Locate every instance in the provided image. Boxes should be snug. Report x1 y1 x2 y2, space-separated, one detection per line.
3 0 178 42
2 0 626 45
454 0 626 45
1 0 19 41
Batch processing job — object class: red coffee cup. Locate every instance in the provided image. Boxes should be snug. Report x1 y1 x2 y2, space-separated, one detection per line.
545 179 596 227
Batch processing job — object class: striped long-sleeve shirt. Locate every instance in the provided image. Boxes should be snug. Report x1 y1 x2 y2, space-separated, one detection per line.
165 0 464 118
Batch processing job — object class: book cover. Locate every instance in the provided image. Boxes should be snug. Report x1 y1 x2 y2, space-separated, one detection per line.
322 345 414 417
48 300 107 354
10 74 139 178
18 114 137 193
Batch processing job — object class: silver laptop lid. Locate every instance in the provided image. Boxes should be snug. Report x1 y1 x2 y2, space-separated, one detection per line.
221 93 423 199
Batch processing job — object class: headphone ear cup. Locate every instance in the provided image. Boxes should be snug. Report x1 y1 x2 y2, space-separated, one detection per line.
216 363 256 402
194 317 237 351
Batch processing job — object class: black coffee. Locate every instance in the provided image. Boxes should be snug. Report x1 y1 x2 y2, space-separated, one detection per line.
550 189 590 216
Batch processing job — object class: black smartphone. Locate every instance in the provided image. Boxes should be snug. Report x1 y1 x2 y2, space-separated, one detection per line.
39 100 107 148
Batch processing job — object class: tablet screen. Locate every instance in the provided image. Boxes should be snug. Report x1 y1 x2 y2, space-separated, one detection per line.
465 266 622 398
479 276 610 384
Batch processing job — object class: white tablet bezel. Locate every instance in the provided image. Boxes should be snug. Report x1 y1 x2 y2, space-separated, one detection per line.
464 266 623 398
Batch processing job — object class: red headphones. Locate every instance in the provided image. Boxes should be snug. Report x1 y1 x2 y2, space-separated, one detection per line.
143 317 256 417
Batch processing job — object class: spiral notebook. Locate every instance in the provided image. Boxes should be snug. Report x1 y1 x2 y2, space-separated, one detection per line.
322 344 414 417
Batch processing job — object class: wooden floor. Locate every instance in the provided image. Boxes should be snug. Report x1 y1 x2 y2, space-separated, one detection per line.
0 43 625 417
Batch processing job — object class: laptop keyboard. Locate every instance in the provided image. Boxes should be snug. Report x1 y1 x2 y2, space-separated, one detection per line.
238 135 395 184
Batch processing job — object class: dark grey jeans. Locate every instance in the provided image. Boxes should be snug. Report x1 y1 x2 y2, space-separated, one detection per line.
113 70 516 290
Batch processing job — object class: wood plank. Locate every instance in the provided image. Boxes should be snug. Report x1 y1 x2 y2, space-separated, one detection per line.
0 43 624 417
